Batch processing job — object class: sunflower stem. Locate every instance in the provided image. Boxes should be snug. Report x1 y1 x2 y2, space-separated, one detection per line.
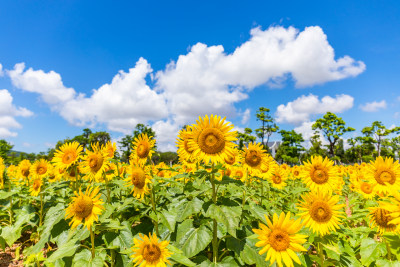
260 179 263 206
318 242 325 267
90 227 95 259
39 193 44 228
211 163 219 263
151 185 159 236
384 237 392 260
9 196 13 226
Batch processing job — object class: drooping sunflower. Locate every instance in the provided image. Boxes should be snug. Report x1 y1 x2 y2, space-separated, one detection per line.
131 133 156 164
52 141 83 170
366 156 400 194
131 232 172 267
187 114 237 165
81 143 110 182
368 206 397 233
240 142 268 172
252 212 308 267
124 160 152 200
30 159 50 179
297 190 345 236
65 186 104 229
30 178 42 197
301 156 340 192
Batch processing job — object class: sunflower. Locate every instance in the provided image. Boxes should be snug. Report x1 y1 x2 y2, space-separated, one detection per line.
65 186 104 229
30 159 50 179
125 160 152 200
268 165 288 190
52 141 83 171
297 190 345 236
379 190 400 231
302 156 340 192
187 115 237 165
252 212 307 267
366 156 400 194
131 232 172 267
368 206 397 233
103 141 117 158
0 158 5 189
356 181 376 199
30 178 42 196
81 143 110 182
176 126 195 162
131 133 156 164
18 159 31 181
240 142 268 172
46 165 59 183
231 165 247 182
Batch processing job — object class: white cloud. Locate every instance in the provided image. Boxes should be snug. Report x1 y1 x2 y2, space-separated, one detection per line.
359 100 387 112
6 25 365 150
0 64 3 76
276 94 354 125
241 109 251 124
152 120 181 152
0 89 33 138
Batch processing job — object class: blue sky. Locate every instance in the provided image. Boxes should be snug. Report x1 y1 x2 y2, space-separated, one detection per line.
0 0 399 153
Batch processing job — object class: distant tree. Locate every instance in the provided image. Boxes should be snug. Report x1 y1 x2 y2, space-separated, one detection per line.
119 135 133 163
312 112 355 158
303 134 328 161
237 128 256 150
0 139 13 163
275 130 305 164
89 131 111 147
361 121 400 157
255 107 279 150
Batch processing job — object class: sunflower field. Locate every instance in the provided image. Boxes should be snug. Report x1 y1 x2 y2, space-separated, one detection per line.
1 114 400 267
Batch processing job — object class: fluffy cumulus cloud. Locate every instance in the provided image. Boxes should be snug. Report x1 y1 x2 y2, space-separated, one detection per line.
241 109 251 124
359 100 387 112
0 89 33 138
276 94 354 125
6 25 365 150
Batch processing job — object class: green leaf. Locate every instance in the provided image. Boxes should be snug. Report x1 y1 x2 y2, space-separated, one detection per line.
158 209 177 232
226 237 265 267
175 197 204 222
72 249 107 267
360 238 387 266
376 259 400 267
95 219 125 231
205 204 241 237
177 219 213 258
168 244 196 266
45 240 80 263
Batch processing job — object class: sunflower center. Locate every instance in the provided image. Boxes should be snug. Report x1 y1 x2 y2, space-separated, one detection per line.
137 143 150 159
131 167 146 189
234 170 243 180
32 179 41 191
224 155 235 165
293 170 299 176
74 196 94 218
311 168 328 184
310 201 332 223
269 229 290 251
272 174 282 184
223 169 231 177
377 171 395 184
198 128 225 154
245 150 262 167
143 244 161 263
21 169 30 177
88 154 103 172
62 152 75 164
360 182 373 194
37 166 47 175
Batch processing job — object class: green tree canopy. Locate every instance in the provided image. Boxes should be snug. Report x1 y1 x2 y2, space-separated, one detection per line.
255 107 279 149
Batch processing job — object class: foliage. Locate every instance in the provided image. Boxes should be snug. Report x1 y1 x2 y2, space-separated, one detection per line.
255 107 279 150
275 130 305 164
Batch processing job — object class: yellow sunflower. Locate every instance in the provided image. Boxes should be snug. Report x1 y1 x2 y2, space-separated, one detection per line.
131 232 172 267
124 160 152 200
366 156 400 194
0 158 5 189
379 190 400 231
65 186 104 229
52 141 83 170
297 190 345 236
103 141 117 158
30 178 42 197
368 206 397 233
356 181 376 199
252 212 307 267
176 126 195 162
188 114 237 165
131 133 156 164
231 165 247 182
268 165 289 190
81 143 110 182
18 159 31 181
30 159 50 179
240 142 268 172
302 156 340 192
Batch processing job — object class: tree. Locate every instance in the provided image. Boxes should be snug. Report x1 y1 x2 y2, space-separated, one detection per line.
89 131 111 147
275 130 305 164
255 107 279 150
361 121 400 157
303 134 328 161
0 139 13 163
312 112 355 158
133 124 156 140
236 128 256 150
119 135 133 163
